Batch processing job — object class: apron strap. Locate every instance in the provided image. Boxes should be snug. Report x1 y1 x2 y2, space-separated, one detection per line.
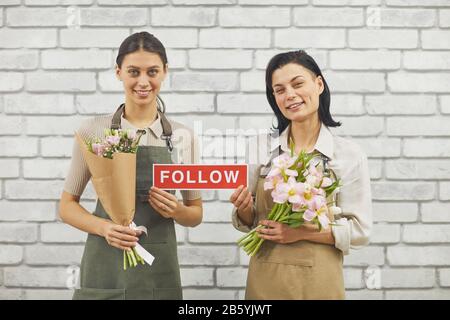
109 100 174 152
111 103 125 130
158 110 173 153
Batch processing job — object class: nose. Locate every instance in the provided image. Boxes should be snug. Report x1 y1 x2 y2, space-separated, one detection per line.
285 86 296 101
137 74 150 88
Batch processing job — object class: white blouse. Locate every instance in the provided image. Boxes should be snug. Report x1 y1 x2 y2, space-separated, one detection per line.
232 123 373 255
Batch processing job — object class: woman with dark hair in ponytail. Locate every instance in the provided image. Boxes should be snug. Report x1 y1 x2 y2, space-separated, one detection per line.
59 32 203 300
230 50 372 299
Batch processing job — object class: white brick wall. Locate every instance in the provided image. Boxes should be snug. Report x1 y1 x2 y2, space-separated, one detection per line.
1 1 449 301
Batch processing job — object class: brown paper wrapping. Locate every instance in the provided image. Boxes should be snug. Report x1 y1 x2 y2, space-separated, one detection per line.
75 132 136 226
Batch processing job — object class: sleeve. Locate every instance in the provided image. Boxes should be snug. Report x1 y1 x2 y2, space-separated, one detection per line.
331 153 373 255
62 122 93 197
180 130 202 201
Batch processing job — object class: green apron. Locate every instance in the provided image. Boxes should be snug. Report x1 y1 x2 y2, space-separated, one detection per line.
73 104 182 300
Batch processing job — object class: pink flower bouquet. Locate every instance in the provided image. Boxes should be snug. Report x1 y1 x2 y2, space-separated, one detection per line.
77 128 149 270
237 139 341 256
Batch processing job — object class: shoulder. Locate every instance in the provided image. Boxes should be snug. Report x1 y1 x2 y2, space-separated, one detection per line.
331 132 368 166
77 114 114 141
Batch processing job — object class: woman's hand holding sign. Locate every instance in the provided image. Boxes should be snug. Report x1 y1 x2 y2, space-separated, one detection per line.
230 185 255 227
148 186 182 219
148 186 203 227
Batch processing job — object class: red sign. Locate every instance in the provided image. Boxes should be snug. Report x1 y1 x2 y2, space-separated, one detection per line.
153 164 248 190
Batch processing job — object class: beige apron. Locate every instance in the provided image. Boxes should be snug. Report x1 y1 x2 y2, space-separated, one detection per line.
245 166 345 300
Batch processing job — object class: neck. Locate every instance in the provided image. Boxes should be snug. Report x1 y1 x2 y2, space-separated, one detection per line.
123 98 158 129
289 114 321 154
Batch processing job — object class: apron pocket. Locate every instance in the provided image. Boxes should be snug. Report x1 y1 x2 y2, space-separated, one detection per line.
73 287 125 300
154 287 182 300
259 242 314 267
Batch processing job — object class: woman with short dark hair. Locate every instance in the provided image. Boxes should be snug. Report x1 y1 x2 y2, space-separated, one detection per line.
230 50 372 299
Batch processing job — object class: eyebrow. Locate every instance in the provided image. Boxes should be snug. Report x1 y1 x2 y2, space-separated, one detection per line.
126 65 161 69
273 75 305 88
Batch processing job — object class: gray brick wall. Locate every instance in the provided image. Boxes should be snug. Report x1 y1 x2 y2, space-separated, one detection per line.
1 0 450 300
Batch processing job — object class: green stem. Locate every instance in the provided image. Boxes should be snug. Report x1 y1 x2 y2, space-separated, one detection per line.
130 250 137 267
250 238 264 257
133 248 145 265
268 203 281 220
126 250 133 267
123 250 127 270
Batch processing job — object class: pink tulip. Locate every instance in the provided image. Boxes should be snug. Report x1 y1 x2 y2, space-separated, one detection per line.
264 174 283 191
92 143 105 156
106 135 120 146
303 196 330 229
296 182 322 208
268 153 297 178
271 177 303 204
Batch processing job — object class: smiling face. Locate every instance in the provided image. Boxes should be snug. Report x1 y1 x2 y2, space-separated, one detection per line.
115 49 167 108
271 63 324 124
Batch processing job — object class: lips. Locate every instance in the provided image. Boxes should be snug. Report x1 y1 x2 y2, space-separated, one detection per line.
134 90 151 98
286 102 304 111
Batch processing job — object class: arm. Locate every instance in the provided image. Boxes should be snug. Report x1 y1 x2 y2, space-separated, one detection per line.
230 162 262 232
257 220 335 245
60 125 140 251
331 154 372 255
59 191 140 250
258 154 372 250
59 191 108 237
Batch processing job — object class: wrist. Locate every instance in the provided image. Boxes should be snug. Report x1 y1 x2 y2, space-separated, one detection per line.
97 218 111 238
236 206 254 227
171 203 184 220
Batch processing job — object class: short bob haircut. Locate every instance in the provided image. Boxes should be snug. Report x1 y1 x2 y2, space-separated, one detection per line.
265 50 341 134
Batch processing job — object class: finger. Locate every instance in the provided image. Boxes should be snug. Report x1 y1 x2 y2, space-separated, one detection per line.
111 236 137 247
109 240 134 251
150 186 178 202
259 220 274 228
150 192 177 209
113 225 138 237
149 196 172 213
234 187 249 207
149 197 170 218
229 185 244 202
111 231 139 242
109 234 137 247
257 233 280 242
238 192 252 212
257 227 277 236
148 197 161 212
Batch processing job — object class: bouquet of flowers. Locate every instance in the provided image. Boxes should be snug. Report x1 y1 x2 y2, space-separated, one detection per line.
237 139 342 256
76 128 152 270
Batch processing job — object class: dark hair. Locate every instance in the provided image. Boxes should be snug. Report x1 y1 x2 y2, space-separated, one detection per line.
116 32 168 112
116 32 168 69
265 50 341 134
